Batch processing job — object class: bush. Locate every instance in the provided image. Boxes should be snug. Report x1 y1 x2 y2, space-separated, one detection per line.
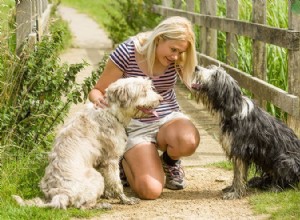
103 0 162 45
0 6 108 218
0 9 102 169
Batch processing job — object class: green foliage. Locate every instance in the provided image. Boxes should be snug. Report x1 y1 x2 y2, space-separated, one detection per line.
211 160 300 219
0 23 87 161
250 189 300 219
103 0 162 45
215 0 289 120
0 4 101 176
209 160 257 177
291 0 300 14
208 160 233 170
0 189 107 220
0 153 107 219
0 4 109 216
1 0 297 218
216 0 227 63
0 54 109 219
61 0 162 45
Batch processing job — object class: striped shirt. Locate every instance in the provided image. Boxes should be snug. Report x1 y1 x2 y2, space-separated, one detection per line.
110 39 181 123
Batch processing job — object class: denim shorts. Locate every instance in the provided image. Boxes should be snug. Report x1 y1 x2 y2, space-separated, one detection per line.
125 111 189 152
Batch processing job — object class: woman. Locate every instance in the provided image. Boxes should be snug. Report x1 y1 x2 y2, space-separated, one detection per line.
89 16 200 200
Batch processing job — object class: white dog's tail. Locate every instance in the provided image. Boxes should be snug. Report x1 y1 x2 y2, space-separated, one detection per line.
12 194 69 209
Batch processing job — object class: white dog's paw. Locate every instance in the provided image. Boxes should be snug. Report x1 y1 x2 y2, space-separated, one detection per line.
102 190 115 199
95 202 112 210
120 196 140 205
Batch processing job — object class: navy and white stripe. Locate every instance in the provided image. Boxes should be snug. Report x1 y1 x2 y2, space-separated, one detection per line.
110 39 180 122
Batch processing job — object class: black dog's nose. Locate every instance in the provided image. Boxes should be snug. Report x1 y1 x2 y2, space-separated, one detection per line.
194 66 200 72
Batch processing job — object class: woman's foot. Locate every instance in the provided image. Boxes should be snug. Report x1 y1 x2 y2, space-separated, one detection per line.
160 153 186 190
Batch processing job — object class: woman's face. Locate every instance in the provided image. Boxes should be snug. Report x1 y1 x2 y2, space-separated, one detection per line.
155 37 189 67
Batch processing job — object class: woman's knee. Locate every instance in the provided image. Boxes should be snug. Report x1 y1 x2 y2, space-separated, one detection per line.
174 121 200 156
179 136 199 156
134 176 163 200
184 128 200 152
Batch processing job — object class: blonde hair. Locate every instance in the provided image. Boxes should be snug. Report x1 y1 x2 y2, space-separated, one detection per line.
133 16 197 86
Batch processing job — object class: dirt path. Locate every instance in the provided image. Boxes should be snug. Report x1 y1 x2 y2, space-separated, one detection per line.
89 85 269 220
96 168 261 220
58 6 269 220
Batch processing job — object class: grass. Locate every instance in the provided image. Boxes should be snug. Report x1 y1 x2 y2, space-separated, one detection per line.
214 0 289 119
0 0 16 53
0 148 109 219
0 0 14 21
210 160 300 219
250 190 300 220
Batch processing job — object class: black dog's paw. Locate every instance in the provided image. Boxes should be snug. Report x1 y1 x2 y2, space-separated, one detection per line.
222 185 233 193
222 186 247 200
247 176 264 188
247 176 272 190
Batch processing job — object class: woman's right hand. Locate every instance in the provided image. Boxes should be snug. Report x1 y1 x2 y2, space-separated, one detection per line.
88 58 124 109
89 88 108 109
93 95 108 109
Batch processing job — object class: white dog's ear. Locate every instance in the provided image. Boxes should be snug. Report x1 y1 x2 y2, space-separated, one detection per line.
106 85 135 108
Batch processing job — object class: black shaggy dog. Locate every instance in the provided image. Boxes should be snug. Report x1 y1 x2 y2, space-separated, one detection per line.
192 65 300 199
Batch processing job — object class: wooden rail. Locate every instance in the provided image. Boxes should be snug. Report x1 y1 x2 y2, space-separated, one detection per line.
198 53 299 117
153 0 300 136
154 6 300 51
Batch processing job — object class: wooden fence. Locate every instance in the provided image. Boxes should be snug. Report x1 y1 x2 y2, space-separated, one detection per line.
16 0 52 53
154 0 300 136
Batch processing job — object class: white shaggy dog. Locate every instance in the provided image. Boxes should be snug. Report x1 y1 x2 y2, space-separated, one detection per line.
13 77 162 209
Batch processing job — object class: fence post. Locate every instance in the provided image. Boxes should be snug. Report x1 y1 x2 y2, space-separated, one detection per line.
252 0 267 108
37 0 50 38
200 0 217 66
226 0 238 67
287 0 300 137
186 0 195 12
16 0 34 54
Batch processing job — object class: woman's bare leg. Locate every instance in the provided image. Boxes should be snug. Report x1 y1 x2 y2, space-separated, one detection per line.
122 143 164 200
157 118 200 159
157 118 200 189
122 117 200 198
